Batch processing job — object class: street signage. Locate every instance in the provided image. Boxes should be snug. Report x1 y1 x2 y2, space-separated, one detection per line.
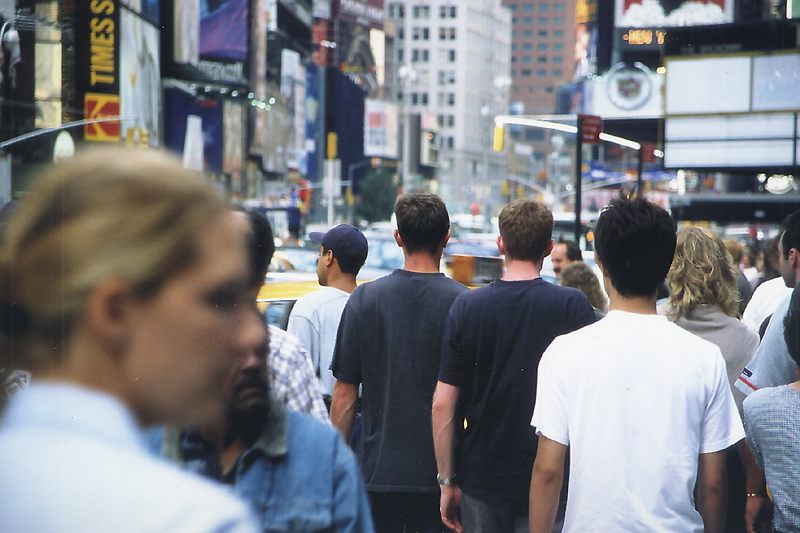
579 114 602 144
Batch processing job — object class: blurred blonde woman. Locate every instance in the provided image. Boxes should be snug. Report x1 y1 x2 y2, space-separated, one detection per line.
0 148 259 531
664 227 759 403
560 261 607 318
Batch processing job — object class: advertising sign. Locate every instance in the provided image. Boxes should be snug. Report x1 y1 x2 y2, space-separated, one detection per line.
120 9 160 146
75 0 121 141
164 88 223 173
335 0 384 29
585 61 663 118
198 0 249 83
615 0 733 27
120 0 159 23
364 99 398 159
579 114 602 144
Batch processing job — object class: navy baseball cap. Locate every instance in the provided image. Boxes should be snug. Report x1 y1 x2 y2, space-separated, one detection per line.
309 224 369 274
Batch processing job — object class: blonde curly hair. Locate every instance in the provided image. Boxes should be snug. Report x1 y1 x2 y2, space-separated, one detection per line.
667 226 739 320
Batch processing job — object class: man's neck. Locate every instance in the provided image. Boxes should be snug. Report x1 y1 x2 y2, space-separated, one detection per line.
403 252 441 273
502 258 541 281
326 273 358 294
208 416 265 477
608 294 658 315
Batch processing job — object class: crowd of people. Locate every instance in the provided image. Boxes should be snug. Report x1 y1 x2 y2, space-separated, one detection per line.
0 147 799 533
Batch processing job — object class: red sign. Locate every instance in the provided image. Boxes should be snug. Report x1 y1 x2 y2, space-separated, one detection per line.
84 92 121 141
580 114 602 145
641 143 656 163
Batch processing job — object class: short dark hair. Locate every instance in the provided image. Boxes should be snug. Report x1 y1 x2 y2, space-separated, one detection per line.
784 283 800 366
780 210 800 259
498 199 553 261
238 207 275 290
594 197 676 298
395 193 450 255
558 238 583 262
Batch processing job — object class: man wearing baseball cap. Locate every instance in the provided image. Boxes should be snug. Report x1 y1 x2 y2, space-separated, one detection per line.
287 224 368 407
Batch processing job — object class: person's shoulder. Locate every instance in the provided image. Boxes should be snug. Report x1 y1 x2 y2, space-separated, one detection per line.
269 326 306 359
287 410 339 442
744 385 785 412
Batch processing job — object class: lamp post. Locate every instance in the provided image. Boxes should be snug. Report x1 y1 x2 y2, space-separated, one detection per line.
397 63 417 190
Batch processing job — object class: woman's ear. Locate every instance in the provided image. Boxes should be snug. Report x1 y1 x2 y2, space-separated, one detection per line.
84 279 132 357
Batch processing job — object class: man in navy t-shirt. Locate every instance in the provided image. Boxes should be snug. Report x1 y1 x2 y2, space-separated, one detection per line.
433 199 596 532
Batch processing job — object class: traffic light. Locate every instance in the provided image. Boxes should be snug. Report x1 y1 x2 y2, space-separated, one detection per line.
492 125 504 152
420 130 438 167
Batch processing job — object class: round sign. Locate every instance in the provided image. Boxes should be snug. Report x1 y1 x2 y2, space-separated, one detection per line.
53 131 75 161
606 62 653 111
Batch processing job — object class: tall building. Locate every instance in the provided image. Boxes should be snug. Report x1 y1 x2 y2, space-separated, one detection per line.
505 0 576 115
387 0 511 213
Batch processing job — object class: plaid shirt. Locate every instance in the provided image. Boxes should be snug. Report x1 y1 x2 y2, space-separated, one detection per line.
268 326 329 424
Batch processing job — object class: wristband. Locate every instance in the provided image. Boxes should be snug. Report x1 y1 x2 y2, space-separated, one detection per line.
437 474 457 486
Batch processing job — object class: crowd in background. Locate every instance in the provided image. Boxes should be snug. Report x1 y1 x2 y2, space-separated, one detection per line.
0 147 799 533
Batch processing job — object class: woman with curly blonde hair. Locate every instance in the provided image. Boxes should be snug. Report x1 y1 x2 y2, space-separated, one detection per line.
664 227 759 398
560 261 607 318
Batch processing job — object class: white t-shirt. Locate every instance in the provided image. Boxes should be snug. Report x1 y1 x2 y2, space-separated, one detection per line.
741 276 792 333
287 286 351 397
0 383 258 532
531 310 745 533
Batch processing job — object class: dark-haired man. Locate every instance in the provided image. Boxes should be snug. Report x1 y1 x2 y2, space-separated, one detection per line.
551 239 582 279
288 224 368 405
331 193 468 532
433 199 595 532
530 197 744 533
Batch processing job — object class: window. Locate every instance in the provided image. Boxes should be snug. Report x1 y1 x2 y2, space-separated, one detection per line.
553 30 563 37
537 42 548 50
411 93 419 105
539 3 549 11
537 56 547 63
538 16 548 24
412 5 430 18
552 69 563 77
512 43 518 50
448 49 456 62
437 70 456 85
398 28 404 40
523 3 533 11
397 49 404 62
450 6 456 17
554 16 564 24
538 30 548 37
421 93 428 105
509 3 517 10
439 5 456 18
523 16 533 23
523 43 533 50
412 27 429 40
554 3 565 12
446 136 454 149
511 56 517 63
553 42 563 50
510 68 517 76
552 56 563 64
521 68 532 76
411 49 429 62
388 3 395 17
439 27 456 40
447 93 455 105
522 55 532 63
545 87 554 93
536 69 547 76
523 30 533 37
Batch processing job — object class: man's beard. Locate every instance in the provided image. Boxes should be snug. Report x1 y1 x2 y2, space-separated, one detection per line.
226 378 270 444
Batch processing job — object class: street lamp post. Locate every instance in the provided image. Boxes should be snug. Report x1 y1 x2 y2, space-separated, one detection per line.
397 64 417 190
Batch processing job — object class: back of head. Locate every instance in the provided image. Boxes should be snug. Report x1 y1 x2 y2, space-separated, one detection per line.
498 199 553 262
560 239 583 262
723 239 743 264
594 196 676 298
236 207 275 290
560 261 606 311
394 192 450 255
0 147 229 371
784 283 800 366
781 210 800 259
668 227 738 319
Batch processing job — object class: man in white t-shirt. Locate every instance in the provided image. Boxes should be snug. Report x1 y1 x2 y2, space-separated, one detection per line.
529 197 745 533
287 224 368 403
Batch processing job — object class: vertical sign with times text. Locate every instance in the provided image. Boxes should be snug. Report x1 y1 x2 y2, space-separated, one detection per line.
76 0 121 142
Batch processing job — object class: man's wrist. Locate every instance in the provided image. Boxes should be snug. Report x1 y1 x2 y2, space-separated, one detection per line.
437 473 458 486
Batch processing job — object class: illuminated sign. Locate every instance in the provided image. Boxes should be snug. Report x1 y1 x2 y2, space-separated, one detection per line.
622 28 666 46
85 93 121 141
89 0 117 88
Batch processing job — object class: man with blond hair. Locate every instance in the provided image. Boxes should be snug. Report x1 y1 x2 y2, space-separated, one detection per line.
433 199 595 532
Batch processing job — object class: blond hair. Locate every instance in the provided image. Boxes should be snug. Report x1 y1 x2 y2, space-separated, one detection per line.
560 261 607 311
667 227 739 320
0 147 229 370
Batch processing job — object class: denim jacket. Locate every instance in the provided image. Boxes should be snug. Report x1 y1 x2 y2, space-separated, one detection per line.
150 399 374 533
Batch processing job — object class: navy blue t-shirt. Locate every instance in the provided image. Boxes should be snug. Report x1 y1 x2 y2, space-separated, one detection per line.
438 278 596 507
332 269 467 493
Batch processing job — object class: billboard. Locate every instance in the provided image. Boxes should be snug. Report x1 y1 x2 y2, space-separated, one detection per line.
168 0 249 84
164 87 223 173
363 99 398 158
585 62 663 118
615 0 733 27
121 0 159 23
663 51 800 170
335 0 384 29
74 0 121 142
120 9 160 145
